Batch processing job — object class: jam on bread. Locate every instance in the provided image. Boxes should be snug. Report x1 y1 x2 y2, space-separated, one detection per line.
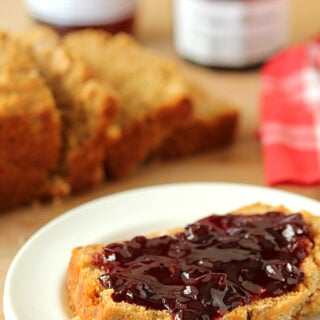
93 211 311 320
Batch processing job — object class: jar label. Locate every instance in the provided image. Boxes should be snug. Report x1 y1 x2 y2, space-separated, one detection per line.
25 0 137 26
174 0 290 67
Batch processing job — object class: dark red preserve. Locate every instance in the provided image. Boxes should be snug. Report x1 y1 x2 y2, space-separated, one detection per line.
93 212 311 320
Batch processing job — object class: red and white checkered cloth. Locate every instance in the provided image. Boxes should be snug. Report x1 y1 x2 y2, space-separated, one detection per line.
260 39 320 185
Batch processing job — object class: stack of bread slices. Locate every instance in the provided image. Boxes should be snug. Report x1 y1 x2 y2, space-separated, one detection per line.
0 26 238 211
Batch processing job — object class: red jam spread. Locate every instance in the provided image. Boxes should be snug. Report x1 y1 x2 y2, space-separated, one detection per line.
93 212 311 320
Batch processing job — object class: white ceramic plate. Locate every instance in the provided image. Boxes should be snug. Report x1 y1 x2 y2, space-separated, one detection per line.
3 182 320 320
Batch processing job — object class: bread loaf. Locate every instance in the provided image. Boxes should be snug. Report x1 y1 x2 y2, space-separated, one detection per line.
0 26 238 210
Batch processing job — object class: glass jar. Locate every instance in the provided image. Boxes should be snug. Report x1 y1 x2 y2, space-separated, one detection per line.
173 0 290 68
24 0 137 35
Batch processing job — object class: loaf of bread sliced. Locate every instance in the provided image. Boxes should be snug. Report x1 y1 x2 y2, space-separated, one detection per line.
67 203 320 320
62 30 192 178
154 84 238 159
19 26 119 192
0 32 61 210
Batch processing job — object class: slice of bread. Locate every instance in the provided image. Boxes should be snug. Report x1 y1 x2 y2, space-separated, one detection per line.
153 84 238 159
19 26 119 192
0 32 61 210
67 203 320 320
62 30 192 178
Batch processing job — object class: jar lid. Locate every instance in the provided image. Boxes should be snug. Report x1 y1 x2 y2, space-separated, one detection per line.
25 0 137 26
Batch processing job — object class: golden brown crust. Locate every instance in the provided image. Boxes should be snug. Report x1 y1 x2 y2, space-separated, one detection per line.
62 30 193 178
67 203 320 320
19 26 119 191
153 83 238 159
104 97 192 178
154 108 238 159
0 32 61 210
0 159 49 211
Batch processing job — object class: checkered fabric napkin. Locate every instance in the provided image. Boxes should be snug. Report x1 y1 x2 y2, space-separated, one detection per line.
260 39 320 185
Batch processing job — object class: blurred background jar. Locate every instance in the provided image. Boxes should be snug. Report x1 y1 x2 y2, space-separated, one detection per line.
24 0 137 35
173 0 290 69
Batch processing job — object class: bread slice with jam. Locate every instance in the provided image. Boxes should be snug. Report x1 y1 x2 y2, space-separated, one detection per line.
67 203 320 320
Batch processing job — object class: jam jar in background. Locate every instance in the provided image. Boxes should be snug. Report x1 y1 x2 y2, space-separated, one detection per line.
173 0 291 69
24 0 137 35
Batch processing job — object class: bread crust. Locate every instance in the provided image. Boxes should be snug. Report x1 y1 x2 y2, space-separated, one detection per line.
154 108 238 159
153 86 238 159
62 30 193 178
67 203 320 320
104 96 192 177
0 32 62 210
20 26 119 192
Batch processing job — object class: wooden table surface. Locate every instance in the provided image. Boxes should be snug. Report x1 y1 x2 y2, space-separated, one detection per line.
1 0 320 318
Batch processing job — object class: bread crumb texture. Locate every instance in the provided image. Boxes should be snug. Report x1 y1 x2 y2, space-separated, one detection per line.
0 32 61 210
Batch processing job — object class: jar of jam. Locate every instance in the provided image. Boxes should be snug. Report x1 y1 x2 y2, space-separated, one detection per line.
173 0 290 69
24 0 137 35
